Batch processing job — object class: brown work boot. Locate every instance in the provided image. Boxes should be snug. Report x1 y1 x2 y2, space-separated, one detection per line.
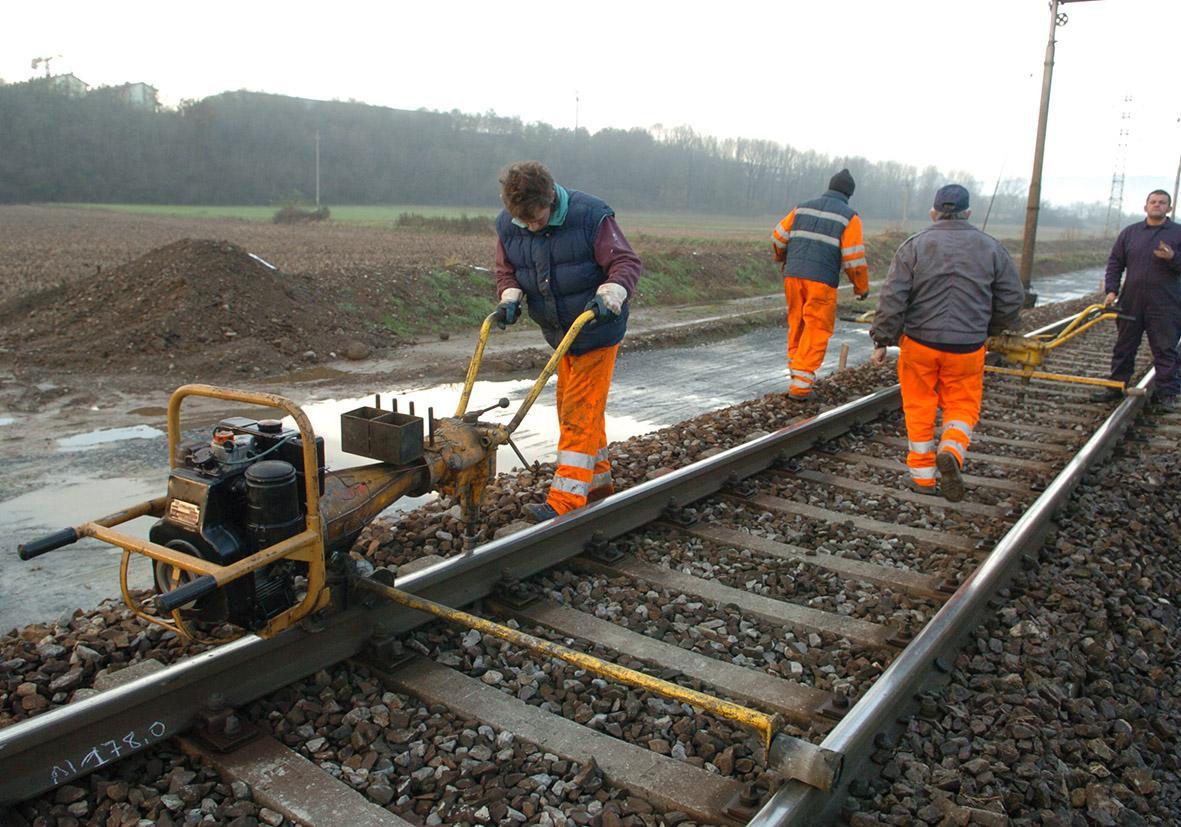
936 452 964 503
906 479 938 496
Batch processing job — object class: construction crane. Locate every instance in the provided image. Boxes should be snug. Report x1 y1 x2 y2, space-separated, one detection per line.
31 56 60 77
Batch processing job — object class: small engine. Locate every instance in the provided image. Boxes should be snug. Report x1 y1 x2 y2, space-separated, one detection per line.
150 416 325 630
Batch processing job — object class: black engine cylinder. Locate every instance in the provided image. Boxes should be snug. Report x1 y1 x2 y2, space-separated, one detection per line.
245 460 304 550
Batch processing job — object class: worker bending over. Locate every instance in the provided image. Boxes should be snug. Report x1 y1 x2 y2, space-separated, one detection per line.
493 161 643 522
771 168 870 401
869 184 1023 501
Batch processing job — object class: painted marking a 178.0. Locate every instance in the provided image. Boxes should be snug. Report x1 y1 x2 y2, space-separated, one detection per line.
48 721 167 785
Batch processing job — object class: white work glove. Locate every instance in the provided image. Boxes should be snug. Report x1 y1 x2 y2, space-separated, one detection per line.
495 287 523 329
591 282 628 319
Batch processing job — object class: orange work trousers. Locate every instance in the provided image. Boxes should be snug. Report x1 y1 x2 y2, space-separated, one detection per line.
547 343 619 514
784 277 838 398
897 335 984 489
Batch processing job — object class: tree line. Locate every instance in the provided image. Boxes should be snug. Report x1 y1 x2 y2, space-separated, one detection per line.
0 78 1109 227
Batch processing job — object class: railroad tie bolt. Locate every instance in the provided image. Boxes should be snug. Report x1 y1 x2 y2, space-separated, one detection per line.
223 714 242 736
739 783 760 807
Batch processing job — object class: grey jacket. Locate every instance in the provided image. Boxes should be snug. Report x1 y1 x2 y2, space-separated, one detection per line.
870 220 1024 348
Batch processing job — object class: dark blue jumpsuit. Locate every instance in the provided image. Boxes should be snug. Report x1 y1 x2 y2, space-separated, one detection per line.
1104 218 1181 399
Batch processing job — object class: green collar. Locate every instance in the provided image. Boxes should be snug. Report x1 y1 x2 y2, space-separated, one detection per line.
511 183 569 229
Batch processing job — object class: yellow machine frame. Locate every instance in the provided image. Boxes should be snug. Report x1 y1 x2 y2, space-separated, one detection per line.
984 303 1137 391
80 385 333 640
38 309 599 641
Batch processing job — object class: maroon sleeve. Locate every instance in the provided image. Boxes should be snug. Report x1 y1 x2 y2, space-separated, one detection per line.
593 215 642 296
494 237 520 298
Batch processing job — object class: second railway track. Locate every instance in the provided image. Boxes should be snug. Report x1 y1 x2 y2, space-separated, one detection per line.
3 300 1178 826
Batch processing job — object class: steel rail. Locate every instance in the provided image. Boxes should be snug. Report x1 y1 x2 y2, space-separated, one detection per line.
750 368 1154 826
0 386 899 807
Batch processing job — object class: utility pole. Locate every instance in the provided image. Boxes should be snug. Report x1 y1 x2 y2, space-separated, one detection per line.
314 131 321 209
1018 0 1101 308
1173 117 1180 221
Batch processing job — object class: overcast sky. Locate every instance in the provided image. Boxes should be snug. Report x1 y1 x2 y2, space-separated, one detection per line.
5 0 1178 208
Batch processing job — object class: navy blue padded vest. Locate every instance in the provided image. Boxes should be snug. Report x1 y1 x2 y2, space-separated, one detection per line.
496 190 627 354
784 190 856 288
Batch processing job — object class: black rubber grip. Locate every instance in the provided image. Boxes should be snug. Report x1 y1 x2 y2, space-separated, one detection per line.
157 574 218 612
18 528 80 560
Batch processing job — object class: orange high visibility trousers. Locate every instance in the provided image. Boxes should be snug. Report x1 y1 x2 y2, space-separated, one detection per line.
783 277 838 398
897 335 984 489
547 343 620 514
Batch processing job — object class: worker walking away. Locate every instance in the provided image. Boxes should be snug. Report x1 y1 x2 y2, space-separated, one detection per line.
1089 189 1181 411
771 168 870 401
493 161 643 522
869 184 1024 502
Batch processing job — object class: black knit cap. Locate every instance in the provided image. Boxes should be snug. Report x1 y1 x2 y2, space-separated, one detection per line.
828 168 855 197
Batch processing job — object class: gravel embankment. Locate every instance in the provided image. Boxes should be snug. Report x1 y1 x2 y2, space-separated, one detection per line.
844 411 1181 825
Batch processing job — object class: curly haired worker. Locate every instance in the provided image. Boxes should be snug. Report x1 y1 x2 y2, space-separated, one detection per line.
493 161 643 522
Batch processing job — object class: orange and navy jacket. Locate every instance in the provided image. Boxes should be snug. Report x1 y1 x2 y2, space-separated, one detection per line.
771 190 869 293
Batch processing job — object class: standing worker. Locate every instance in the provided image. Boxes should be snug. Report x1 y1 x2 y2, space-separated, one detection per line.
1090 189 1181 411
869 184 1024 502
771 168 871 401
493 161 643 522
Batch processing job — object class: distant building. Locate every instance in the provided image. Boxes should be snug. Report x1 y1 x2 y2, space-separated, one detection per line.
108 82 159 110
48 73 88 98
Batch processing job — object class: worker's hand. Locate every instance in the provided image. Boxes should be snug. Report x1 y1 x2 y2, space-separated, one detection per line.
1154 240 1175 261
855 290 870 301
494 288 523 330
1104 292 1117 307
870 346 888 367
586 283 627 322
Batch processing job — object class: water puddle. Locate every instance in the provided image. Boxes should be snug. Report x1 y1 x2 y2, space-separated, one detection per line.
126 406 168 417
1 475 162 542
1031 267 1103 305
57 424 166 450
0 417 14 427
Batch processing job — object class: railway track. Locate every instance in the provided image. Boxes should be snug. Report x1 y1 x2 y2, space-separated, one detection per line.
1 308 1171 826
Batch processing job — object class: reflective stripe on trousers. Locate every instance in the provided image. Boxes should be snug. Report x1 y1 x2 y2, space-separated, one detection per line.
548 344 619 514
897 335 985 481
938 419 974 467
783 277 837 397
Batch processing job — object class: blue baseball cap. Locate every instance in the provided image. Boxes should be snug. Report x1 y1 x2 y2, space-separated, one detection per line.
933 184 970 212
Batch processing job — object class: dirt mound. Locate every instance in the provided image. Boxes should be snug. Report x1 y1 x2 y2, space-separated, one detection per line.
0 239 372 380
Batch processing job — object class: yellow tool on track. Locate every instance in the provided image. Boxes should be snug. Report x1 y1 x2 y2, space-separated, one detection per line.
985 303 1142 394
17 310 597 641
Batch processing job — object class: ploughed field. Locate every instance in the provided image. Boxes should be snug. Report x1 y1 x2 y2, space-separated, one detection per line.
0 205 1107 391
0 206 786 386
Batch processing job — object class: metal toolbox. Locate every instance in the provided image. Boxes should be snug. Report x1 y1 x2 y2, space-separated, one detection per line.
341 406 424 464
